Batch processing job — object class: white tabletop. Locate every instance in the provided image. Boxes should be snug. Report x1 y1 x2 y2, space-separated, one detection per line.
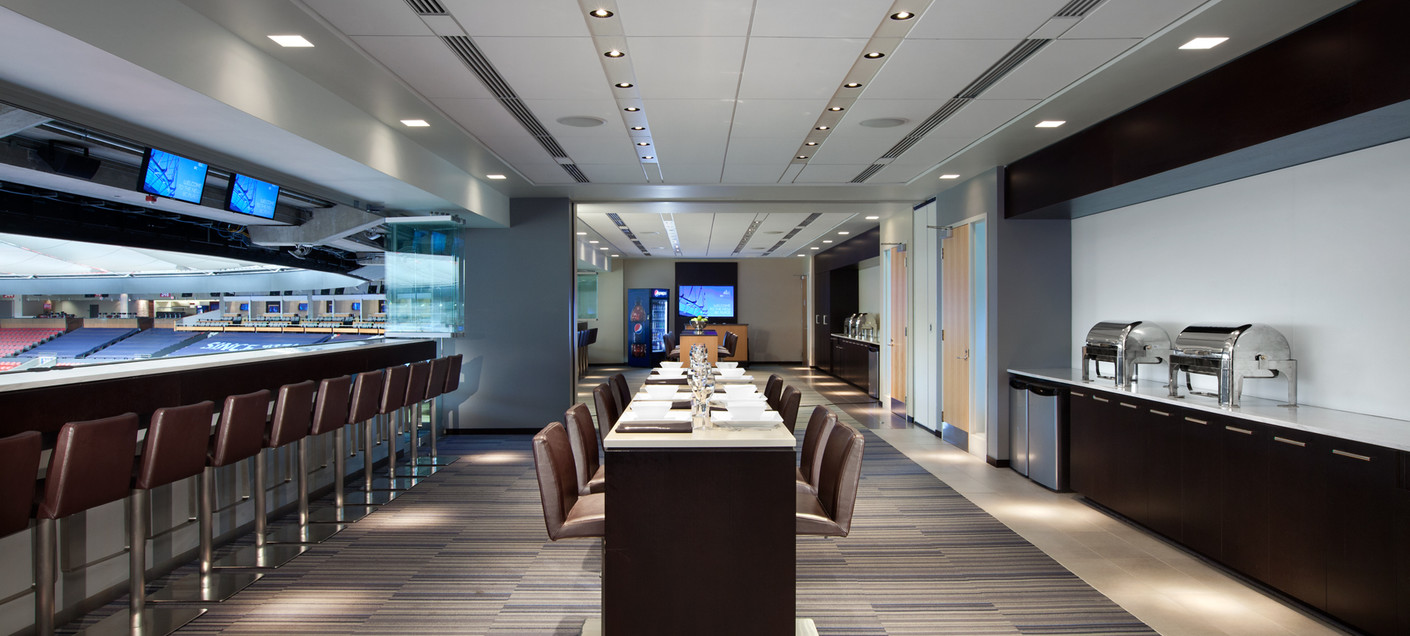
606 398 796 449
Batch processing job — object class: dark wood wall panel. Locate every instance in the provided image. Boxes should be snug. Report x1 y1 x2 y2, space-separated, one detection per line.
1007 0 1410 218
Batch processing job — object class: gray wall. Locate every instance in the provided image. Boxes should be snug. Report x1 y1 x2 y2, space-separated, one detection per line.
447 198 574 429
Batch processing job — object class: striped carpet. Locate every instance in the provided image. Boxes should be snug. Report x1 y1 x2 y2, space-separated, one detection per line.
64 366 1152 635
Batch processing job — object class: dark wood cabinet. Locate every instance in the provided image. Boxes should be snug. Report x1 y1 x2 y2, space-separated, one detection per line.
828 336 877 397
1068 390 1115 505
1108 399 1149 524
1142 405 1183 541
1325 438 1398 636
1266 428 1328 610
1178 410 1222 561
1396 458 1410 635
1219 419 1270 582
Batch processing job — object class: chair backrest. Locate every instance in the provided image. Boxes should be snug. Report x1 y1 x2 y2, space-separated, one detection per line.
137 401 214 490
531 421 579 541
427 357 450 400
267 380 316 448
404 361 433 405
349 369 384 425
213 389 271 467
586 328 598 345
0 431 42 536
610 373 631 412
311 375 352 436
593 383 621 432
563 403 600 496
817 422 865 536
799 405 837 488
764 374 783 410
443 354 463 393
778 385 802 429
380 364 410 414
723 331 739 356
38 413 139 520
662 331 674 350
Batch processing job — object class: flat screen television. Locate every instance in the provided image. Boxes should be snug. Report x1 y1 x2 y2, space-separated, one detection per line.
224 173 280 219
239 303 249 311
266 302 280 313
352 302 361 311
139 148 208 204
297 302 309 311
678 285 735 318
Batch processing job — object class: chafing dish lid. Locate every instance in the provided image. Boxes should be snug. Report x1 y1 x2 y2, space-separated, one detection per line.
1085 321 1140 347
1173 324 1290 358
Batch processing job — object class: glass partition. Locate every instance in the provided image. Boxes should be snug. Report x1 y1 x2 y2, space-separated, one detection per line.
385 219 465 337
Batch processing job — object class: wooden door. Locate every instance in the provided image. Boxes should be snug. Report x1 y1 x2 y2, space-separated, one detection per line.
888 246 907 412
940 224 970 433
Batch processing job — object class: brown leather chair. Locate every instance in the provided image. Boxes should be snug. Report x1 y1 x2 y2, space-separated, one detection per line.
796 421 865 537
795 405 838 495
764 374 784 410
593 383 621 433
399 361 435 477
262 380 327 548
531 421 604 540
345 369 395 506
778 385 803 430
375 365 414 490
717 330 738 359
34 414 140 636
564 403 606 495
610 373 632 412
418 356 453 467
0 431 41 538
307 375 371 526
662 331 679 362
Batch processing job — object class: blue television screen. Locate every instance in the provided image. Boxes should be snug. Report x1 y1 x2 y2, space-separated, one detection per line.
297 303 309 311
225 173 280 219
239 303 249 311
352 302 361 311
140 148 208 204
678 285 735 318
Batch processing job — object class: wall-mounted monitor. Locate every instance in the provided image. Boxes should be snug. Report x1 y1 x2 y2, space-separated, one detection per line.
352 302 362 311
224 173 280 219
678 285 735 318
297 302 309 311
139 148 208 204
239 303 249 311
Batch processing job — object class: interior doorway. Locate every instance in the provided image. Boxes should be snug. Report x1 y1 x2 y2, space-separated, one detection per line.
940 224 971 450
886 246 907 416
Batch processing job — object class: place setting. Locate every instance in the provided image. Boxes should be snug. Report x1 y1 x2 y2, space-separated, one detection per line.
620 345 780 433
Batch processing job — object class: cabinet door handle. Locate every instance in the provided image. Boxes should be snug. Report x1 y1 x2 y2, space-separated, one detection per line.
1273 436 1305 447
1150 409 1170 417
1332 449 1372 462
1092 396 1109 403
1225 425 1253 435
1120 402 1138 409
1070 391 1086 397
1184 416 1207 425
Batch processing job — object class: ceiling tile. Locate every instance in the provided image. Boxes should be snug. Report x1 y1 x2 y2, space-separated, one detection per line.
871 161 944 184
304 0 432 36
728 99 827 139
474 37 614 100
907 0 1068 39
351 36 496 100
794 164 872 183
737 38 868 100
629 37 747 100
640 99 735 165
750 0 896 38
863 38 1022 100
725 136 808 167
432 97 555 167
979 38 1139 100
555 133 643 165
721 163 790 184
922 98 1038 140
807 98 950 164
522 98 627 133
704 213 757 256
1062 0 1208 39
441 0 591 37
655 163 730 184
616 0 754 37
576 163 650 183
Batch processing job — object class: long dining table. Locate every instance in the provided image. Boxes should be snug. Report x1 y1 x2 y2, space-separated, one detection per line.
599 370 799 635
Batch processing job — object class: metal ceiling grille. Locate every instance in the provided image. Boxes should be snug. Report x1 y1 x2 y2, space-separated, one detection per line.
405 0 447 16
878 98 971 162
561 164 590 183
731 217 763 255
1055 0 1104 18
761 213 822 256
957 39 1050 100
607 213 650 255
850 164 886 183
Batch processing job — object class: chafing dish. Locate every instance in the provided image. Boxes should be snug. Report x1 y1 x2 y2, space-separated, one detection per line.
1168 324 1297 408
1081 321 1171 388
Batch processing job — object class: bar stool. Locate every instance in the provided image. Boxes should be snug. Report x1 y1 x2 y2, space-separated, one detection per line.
307 375 376 524
342 369 397 506
34 414 139 636
413 356 454 468
369 365 417 491
1 431 40 628
87 402 213 636
396 361 435 478
212 384 310 568
264 380 342 545
428 354 462 465
149 391 266 603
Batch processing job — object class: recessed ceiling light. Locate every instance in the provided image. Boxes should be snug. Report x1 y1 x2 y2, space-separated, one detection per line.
863 51 885 59
576 231 587 235
1180 36 1228 50
599 247 609 251
815 125 830 131
1035 120 1066 128
589 240 599 244
604 49 625 58
844 82 863 88
630 126 645 130
615 82 634 88
822 240 833 244
805 141 818 146
797 254 806 257
810 246 820 250
838 231 850 235
939 174 960 179
641 156 654 160
865 215 879 220
796 155 809 160
268 34 314 47
890 11 915 20
636 141 650 146
611 254 619 257
624 106 640 112
486 174 507 180
828 106 844 112
400 119 429 127
589 8 613 18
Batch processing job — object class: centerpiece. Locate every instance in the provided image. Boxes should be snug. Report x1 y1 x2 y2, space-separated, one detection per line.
689 314 708 334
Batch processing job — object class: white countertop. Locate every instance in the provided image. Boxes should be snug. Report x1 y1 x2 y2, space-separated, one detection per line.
830 334 880 346
604 422 797 449
1009 368 1410 453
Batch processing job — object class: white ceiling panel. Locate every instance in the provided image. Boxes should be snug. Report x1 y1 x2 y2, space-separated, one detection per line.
555 133 643 165
616 0 754 37
628 37 747 100
640 99 735 164
807 98 956 164
431 97 555 166
871 159 956 183
576 163 650 184
473 37 615 100
725 136 809 167
655 163 726 184
672 213 718 255
737 38 868 100
304 0 432 37
728 99 827 139
1062 0 1208 39
351 36 496 100
979 38 1139 100
524 99 629 133
703 213 755 256
794 164 872 183
751 0 898 38
921 98 1039 142
864 38 1022 100
442 0 592 38
516 162 581 184
907 0 1069 39
721 163 790 184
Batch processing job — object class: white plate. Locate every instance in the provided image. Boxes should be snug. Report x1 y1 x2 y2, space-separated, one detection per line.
637 391 689 402
711 411 781 427
621 409 690 424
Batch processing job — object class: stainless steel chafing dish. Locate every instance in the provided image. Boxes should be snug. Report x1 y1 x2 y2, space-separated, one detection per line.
1081 321 1171 389
1168 324 1297 408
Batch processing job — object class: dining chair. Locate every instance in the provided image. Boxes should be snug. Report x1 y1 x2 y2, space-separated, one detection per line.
796 421 865 537
531 422 605 540
610 373 632 412
778 385 802 430
593 383 621 433
564 403 606 495
764 374 783 410
795 405 837 495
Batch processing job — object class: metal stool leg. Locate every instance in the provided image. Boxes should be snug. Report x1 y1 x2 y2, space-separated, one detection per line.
268 439 342 544
400 403 435 476
417 398 454 467
82 490 205 636
35 518 55 636
310 427 374 523
372 413 418 490
149 467 261 602
212 451 305 569
346 419 397 505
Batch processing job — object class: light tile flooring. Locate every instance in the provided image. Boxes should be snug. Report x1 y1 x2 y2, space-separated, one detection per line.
583 364 1353 636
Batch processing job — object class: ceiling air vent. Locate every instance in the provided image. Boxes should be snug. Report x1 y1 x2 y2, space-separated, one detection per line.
957 39 1049 100
561 164 590 183
878 98 971 162
405 0 447 15
607 213 651 255
850 164 886 183
1055 0 1104 18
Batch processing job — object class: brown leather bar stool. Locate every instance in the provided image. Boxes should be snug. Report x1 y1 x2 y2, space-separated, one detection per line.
212 384 311 568
266 377 352 539
796 421 865 537
564 403 605 495
795 406 838 495
609 373 632 413
764 374 784 411
86 402 213 636
34 414 139 636
342 369 397 506
413 356 455 468
264 380 340 545
396 361 435 478
307 375 375 523
150 391 266 603
1 431 40 629
531 422 604 541
369 365 417 491
592 383 621 434
778 385 803 429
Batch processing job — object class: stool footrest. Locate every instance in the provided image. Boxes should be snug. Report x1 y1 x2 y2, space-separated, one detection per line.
147 571 262 604
77 607 206 636
210 544 306 570
343 490 399 506
265 523 344 545
308 505 376 524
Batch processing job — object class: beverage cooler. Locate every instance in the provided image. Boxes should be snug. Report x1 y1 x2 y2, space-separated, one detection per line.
627 288 670 367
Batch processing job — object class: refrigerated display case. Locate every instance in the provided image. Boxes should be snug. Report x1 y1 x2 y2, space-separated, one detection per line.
627 288 670 367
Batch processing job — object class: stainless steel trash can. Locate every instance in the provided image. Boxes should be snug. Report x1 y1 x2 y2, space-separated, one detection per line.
1027 384 1066 491
1008 378 1029 477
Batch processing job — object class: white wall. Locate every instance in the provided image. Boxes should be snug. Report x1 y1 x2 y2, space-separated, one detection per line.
1072 136 1410 420
858 257 881 315
587 267 625 364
